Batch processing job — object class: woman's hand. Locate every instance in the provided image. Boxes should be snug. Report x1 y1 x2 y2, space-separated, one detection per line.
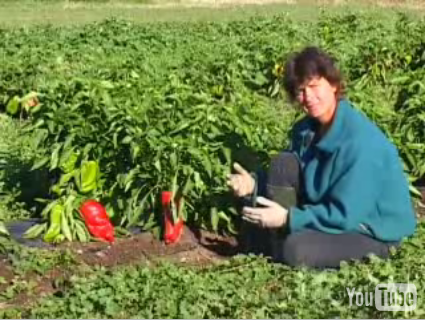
227 162 255 197
242 196 289 228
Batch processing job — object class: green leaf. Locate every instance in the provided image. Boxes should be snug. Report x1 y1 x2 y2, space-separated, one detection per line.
122 136 132 144
61 209 73 242
0 222 9 237
251 71 268 86
31 157 49 171
170 152 177 168
6 96 20 115
73 168 82 191
75 220 89 242
50 144 62 170
202 157 212 178
210 207 219 232
218 210 231 223
131 144 141 161
23 223 46 239
409 184 421 196
124 169 136 193
100 80 114 89
169 121 191 135
154 159 161 172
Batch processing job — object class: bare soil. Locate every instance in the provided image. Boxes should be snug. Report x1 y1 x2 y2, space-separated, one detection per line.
0 259 14 294
0 226 240 310
55 225 239 268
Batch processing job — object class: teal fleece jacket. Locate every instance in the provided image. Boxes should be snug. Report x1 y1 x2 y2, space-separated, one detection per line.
288 99 416 242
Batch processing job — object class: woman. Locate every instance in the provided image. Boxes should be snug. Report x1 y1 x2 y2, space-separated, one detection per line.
227 46 417 268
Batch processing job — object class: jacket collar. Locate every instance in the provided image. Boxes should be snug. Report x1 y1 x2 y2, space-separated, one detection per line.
314 98 349 153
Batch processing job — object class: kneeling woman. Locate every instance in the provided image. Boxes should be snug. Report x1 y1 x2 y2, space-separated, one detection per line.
227 46 417 268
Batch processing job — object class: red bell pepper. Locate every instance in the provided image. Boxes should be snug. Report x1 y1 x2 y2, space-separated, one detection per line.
80 200 115 243
162 191 184 244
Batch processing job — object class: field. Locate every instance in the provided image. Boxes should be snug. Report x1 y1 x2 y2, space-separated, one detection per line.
0 0 425 318
0 0 424 26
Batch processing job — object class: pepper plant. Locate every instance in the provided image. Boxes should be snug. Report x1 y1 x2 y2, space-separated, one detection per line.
0 13 423 243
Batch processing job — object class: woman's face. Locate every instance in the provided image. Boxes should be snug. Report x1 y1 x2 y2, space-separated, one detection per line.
296 76 338 124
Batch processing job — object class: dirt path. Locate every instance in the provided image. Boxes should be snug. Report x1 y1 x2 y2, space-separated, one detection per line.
65 0 294 8
63 0 423 11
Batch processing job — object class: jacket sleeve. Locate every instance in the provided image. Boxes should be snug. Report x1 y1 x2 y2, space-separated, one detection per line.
289 150 383 234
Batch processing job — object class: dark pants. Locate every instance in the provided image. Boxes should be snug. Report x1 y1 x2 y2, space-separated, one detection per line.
240 223 397 268
239 152 398 269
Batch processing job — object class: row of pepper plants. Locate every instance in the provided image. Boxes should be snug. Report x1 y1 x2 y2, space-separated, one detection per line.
0 13 424 243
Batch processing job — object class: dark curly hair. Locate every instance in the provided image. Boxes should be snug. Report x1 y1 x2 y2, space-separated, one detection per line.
283 46 345 102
